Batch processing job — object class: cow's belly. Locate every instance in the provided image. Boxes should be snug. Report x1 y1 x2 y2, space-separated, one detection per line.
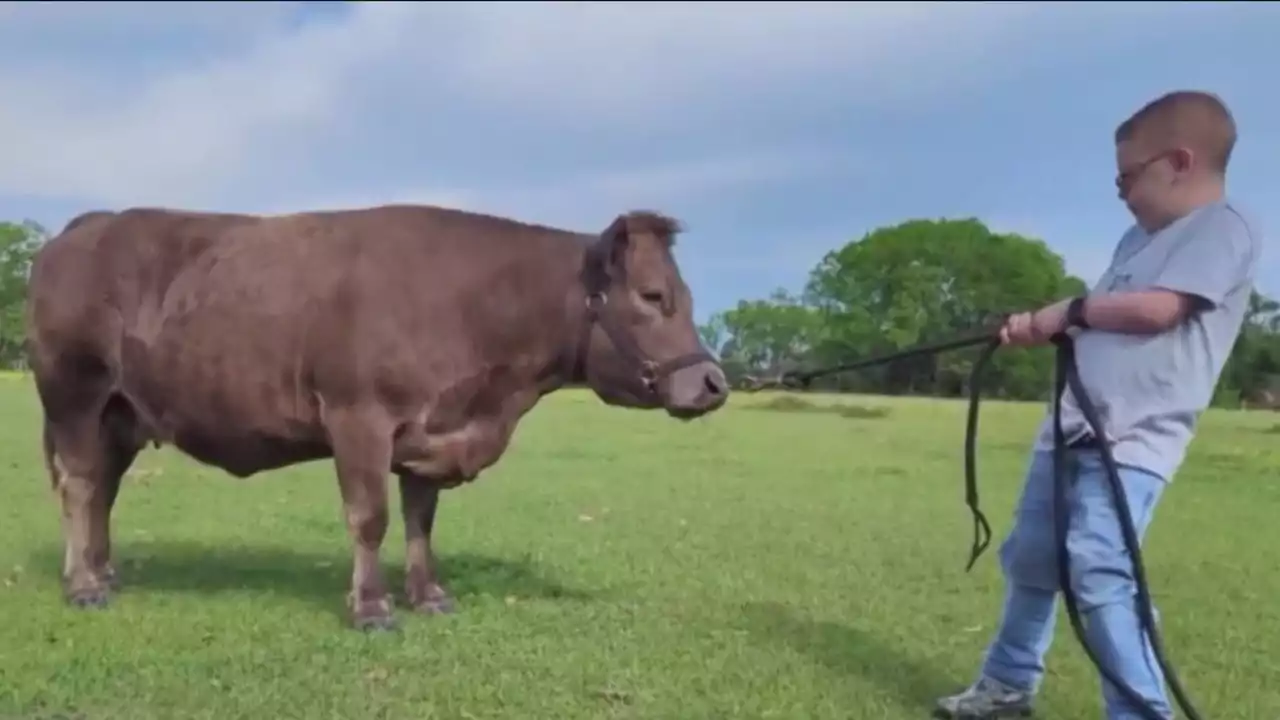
169 423 331 478
149 386 329 477
123 335 328 478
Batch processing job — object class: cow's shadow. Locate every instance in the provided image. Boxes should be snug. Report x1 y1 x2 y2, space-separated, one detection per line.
29 540 596 621
738 600 959 713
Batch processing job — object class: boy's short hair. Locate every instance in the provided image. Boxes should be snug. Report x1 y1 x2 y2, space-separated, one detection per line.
1115 90 1237 174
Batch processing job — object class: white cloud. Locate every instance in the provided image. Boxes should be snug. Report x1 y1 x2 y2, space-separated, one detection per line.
251 148 842 236
0 3 390 205
0 1 1170 211
489 148 858 230
425 2 1032 116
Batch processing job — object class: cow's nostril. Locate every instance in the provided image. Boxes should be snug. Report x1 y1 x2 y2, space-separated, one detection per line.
704 372 726 396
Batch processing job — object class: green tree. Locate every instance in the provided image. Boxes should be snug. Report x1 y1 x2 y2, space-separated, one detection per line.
710 289 822 385
801 218 1086 398
0 220 46 369
697 314 728 357
1216 290 1280 407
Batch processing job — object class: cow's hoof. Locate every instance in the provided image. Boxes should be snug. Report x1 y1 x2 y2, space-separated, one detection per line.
411 595 455 615
350 595 398 632
353 612 399 632
66 587 111 609
407 582 454 615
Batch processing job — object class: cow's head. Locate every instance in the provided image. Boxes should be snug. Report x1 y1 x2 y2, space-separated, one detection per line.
577 211 728 419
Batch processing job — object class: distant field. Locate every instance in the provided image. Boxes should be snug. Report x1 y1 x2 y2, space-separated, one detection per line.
0 379 1276 719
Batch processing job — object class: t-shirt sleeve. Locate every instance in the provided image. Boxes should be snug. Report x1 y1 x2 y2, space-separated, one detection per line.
1151 205 1257 309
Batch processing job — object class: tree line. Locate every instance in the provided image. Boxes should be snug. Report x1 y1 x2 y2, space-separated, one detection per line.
2 216 1278 407
0 220 44 370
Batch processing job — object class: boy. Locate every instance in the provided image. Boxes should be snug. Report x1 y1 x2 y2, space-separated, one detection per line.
935 90 1262 719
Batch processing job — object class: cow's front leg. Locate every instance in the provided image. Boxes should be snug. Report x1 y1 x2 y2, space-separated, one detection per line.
397 474 454 614
326 407 395 631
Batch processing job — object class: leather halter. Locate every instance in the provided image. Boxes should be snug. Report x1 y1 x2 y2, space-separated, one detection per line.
570 242 717 393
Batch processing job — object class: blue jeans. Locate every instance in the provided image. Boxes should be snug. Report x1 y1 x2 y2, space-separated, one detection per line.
980 449 1173 719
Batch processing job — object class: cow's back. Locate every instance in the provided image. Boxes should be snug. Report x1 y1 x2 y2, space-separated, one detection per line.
126 204 587 408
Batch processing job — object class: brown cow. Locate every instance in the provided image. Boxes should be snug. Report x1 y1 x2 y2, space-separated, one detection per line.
25 203 728 630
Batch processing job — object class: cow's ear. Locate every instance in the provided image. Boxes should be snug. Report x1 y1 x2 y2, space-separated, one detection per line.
600 214 630 270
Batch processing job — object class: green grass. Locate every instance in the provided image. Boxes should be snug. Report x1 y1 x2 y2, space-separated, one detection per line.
1 379 1277 719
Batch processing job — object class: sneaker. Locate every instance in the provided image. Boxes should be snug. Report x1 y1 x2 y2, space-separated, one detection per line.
932 676 1035 718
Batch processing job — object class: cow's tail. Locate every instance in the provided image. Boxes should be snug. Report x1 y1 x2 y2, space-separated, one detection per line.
42 417 60 490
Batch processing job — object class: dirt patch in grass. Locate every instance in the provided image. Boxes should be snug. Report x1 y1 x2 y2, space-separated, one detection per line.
746 395 891 420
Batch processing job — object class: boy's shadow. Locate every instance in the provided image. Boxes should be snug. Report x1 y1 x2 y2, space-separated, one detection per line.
740 600 961 714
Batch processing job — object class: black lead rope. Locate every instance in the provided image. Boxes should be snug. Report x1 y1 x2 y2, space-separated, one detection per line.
781 329 1001 571
780 329 1204 720
1052 333 1203 720
961 336 1001 571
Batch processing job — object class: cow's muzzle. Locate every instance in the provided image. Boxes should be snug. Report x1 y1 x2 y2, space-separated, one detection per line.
659 360 729 418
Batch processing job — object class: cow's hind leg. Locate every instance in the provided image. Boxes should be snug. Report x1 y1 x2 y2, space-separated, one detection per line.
325 406 396 631
45 394 141 607
397 475 453 614
96 396 143 589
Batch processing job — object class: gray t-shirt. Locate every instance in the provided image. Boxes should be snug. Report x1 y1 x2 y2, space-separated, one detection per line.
1034 198 1262 481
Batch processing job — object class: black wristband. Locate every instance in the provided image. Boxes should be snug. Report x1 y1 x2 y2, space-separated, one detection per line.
1066 296 1090 330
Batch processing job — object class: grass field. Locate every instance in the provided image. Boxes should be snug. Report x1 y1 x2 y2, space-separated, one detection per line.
1 376 1277 719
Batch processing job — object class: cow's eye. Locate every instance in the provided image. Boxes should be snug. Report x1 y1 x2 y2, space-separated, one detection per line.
640 290 664 305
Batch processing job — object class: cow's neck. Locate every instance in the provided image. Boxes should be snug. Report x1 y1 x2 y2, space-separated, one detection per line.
556 237 611 391
496 236 598 398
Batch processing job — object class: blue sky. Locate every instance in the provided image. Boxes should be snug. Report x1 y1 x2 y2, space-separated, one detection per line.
1 2 1276 323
